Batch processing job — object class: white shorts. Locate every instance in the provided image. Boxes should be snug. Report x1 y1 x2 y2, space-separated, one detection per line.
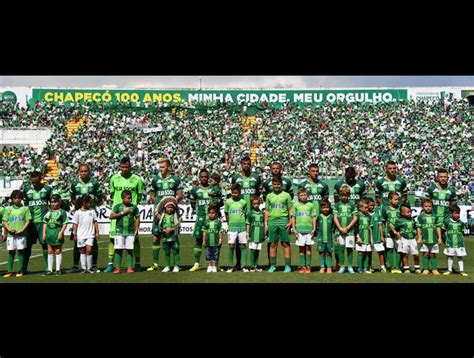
114 236 135 250
296 233 314 247
420 244 439 254
228 232 247 245
373 243 385 252
385 237 395 249
248 242 263 251
399 238 419 255
444 247 467 257
6 236 26 251
77 238 94 248
337 235 355 248
356 243 372 252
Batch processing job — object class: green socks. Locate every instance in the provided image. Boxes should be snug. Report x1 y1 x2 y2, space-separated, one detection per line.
319 255 325 268
163 245 171 267
227 247 235 267
240 245 247 267
326 255 332 268
357 253 363 269
7 251 15 273
299 254 306 267
108 239 115 263
395 251 401 269
306 253 311 268
17 251 24 272
152 243 160 265
422 255 429 270
431 256 438 270
339 245 345 266
172 248 180 267
126 250 133 268
269 256 277 266
114 251 123 268
386 249 395 268
194 243 202 264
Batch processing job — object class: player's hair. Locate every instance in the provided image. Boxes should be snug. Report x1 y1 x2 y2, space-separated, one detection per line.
358 200 369 209
308 163 319 170
199 168 209 175
339 185 351 196
159 158 171 167
10 190 23 199
251 195 260 203
365 197 375 203
210 173 220 183
231 184 241 192
78 194 92 207
30 171 42 179
241 156 251 163
386 160 396 167
208 206 218 215
121 190 132 198
399 203 412 213
51 194 62 203
120 157 131 165
321 200 332 213
437 168 448 175
271 162 281 168
79 163 90 171
388 191 399 200
450 205 461 214
345 166 356 175
421 198 433 205
271 177 282 184
208 202 222 217
297 187 307 195
360 198 371 206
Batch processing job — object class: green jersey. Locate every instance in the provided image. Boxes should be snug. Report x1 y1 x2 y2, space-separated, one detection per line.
334 201 357 236
231 173 261 207
426 184 457 227
246 209 265 243
151 173 182 206
444 218 465 248
416 212 437 244
71 177 104 208
110 173 144 206
394 216 416 240
291 201 316 234
316 214 334 243
370 206 383 244
262 176 292 198
333 179 366 206
208 184 223 207
160 214 178 242
298 178 329 216
190 185 212 217
224 198 248 232
357 212 372 244
112 203 139 237
203 219 223 247
265 191 292 221
375 176 407 208
381 206 400 237
3 205 32 237
43 209 68 239
23 182 52 223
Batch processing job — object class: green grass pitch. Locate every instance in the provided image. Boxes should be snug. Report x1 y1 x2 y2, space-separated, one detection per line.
1 235 473 283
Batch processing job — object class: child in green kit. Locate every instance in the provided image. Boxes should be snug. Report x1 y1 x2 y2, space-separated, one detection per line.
441 206 468 276
202 207 224 273
356 199 373 274
317 201 334 274
417 198 442 275
247 196 266 272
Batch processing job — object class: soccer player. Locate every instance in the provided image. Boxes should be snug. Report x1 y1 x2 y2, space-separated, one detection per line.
375 161 408 208
247 196 265 272
380 192 403 274
231 156 261 269
72 195 100 274
393 204 421 274
316 201 334 274
265 177 293 273
68 163 104 273
188 169 212 272
262 161 292 266
426 169 457 243
368 197 386 273
441 206 468 276
298 163 329 216
158 200 180 273
2 190 31 278
224 184 248 272
202 207 224 273
110 190 140 274
42 194 68 275
355 200 373 274
291 188 316 273
208 173 224 209
106 157 144 273
416 198 442 275
23 171 52 274
334 185 358 274
148 158 183 272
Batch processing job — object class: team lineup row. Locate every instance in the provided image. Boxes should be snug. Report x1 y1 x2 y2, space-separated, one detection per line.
0 156 466 277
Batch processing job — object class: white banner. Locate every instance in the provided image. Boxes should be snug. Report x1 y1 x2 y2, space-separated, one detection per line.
143 125 163 133
63 204 471 235
407 87 462 101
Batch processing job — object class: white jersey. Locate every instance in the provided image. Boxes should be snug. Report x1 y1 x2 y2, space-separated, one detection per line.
72 209 97 240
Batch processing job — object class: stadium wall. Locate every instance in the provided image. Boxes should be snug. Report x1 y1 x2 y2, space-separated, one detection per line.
0 128 52 152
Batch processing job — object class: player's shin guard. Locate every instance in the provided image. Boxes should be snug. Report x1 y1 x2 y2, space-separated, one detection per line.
114 250 123 268
152 242 160 265
326 255 332 268
422 255 429 270
126 250 133 269
193 242 202 265
108 239 115 264
299 254 306 268
134 238 141 265
240 244 247 268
